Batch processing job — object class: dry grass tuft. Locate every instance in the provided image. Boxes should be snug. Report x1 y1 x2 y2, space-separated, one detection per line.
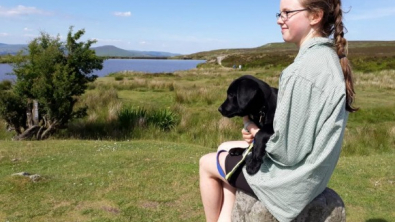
389 126 395 137
355 70 395 89
87 112 98 123
218 117 235 131
107 101 123 121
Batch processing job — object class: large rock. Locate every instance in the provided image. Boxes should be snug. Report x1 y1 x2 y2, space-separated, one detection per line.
232 187 346 222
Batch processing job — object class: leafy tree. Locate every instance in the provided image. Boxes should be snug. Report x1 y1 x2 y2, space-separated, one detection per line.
0 91 26 134
0 27 103 140
0 80 12 91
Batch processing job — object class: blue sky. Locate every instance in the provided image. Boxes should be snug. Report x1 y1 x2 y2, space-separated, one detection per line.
0 0 394 54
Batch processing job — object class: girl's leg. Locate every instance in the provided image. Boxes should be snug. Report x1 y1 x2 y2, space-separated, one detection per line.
199 152 227 222
200 141 248 222
217 181 236 222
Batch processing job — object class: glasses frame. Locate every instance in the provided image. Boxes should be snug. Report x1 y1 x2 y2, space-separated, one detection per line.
276 9 308 21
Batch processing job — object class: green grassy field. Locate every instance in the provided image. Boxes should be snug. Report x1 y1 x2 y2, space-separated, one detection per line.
0 140 208 221
0 140 393 222
1 60 395 221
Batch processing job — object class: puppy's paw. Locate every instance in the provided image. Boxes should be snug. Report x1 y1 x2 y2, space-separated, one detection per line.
229 147 246 156
246 159 262 175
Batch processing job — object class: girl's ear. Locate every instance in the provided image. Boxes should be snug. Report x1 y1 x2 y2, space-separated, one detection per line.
310 9 324 26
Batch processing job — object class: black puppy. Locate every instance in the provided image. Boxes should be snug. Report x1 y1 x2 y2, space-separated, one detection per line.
218 75 278 175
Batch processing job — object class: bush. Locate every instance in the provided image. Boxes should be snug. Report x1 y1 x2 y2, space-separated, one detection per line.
114 76 124 81
349 55 395 73
0 80 12 91
1 27 104 140
147 109 178 130
118 106 148 129
0 91 27 135
118 107 178 131
222 53 295 70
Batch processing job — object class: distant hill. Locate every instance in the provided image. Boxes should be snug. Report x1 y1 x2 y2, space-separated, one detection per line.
92 45 181 57
0 43 182 58
180 40 395 60
2 40 395 59
0 43 28 55
177 40 395 72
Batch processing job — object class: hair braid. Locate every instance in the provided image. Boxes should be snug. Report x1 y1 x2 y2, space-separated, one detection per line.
333 0 358 112
302 0 358 112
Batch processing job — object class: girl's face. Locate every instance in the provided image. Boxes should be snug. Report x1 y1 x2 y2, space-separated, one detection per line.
277 0 313 47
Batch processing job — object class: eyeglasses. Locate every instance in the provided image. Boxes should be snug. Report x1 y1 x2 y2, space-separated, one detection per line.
276 9 308 21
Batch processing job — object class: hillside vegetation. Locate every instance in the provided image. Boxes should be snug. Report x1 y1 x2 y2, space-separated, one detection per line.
182 40 395 59
179 40 395 73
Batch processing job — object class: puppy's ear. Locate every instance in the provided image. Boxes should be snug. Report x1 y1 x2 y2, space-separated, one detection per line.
236 79 259 111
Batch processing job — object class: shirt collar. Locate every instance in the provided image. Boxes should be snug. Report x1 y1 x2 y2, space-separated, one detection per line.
295 37 334 61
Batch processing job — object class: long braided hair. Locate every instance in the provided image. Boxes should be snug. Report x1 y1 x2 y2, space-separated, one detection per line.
301 0 358 112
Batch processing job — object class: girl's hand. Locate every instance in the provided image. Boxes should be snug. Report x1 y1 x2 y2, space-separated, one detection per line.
242 116 260 144
242 128 254 144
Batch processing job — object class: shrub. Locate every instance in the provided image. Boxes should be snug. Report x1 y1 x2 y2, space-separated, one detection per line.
117 107 178 131
2 27 103 140
147 109 178 131
114 76 124 81
118 106 147 129
0 80 12 91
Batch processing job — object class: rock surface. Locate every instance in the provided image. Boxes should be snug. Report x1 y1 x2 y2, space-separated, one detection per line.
232 187 346 222
12 172 42 182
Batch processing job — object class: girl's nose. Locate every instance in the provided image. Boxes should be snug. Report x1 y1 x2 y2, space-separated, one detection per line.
277 16 284 25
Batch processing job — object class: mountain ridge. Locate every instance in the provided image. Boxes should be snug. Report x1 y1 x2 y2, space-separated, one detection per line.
1 40 395 59
0 43 182 57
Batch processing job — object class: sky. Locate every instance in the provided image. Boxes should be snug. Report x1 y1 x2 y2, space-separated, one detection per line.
0 0 394 55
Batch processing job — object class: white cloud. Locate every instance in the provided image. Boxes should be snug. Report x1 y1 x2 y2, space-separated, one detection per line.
347 7 395 21
0 32 9 36
24 27 33 32
0 5 50 17
113 11 131 17
139 41 147 45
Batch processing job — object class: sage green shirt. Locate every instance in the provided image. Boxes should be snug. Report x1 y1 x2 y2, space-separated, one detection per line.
243 37 348 222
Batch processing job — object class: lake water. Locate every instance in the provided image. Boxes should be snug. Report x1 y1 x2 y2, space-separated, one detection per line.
0 59 206 81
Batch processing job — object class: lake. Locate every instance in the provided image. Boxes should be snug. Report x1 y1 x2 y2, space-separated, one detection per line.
0 59 206 81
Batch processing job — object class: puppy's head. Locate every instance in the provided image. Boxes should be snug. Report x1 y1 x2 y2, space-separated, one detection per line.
218 75 265 118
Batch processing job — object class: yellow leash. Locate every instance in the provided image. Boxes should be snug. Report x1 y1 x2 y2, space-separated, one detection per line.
225 142 254 180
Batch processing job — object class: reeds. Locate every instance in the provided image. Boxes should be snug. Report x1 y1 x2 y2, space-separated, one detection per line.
354 70 395 90
2 67 394 156
174 87 219 105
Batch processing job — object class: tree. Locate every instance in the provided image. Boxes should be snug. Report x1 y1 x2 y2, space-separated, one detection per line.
0 91 26 134
0 27 103 140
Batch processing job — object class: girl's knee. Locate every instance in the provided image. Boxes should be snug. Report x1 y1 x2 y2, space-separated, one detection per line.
199 153 208 167
199 153 215 170
199 152 225 179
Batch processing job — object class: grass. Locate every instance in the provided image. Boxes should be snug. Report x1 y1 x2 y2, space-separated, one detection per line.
59 67 395 156
1 64 395 221
0 140 210 222
328 153 395 221
0 140 393 221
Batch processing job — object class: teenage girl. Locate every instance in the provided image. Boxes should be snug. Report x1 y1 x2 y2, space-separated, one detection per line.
199 0 357 221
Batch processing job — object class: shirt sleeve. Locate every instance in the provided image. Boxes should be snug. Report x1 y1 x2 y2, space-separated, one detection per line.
265 75 325 167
